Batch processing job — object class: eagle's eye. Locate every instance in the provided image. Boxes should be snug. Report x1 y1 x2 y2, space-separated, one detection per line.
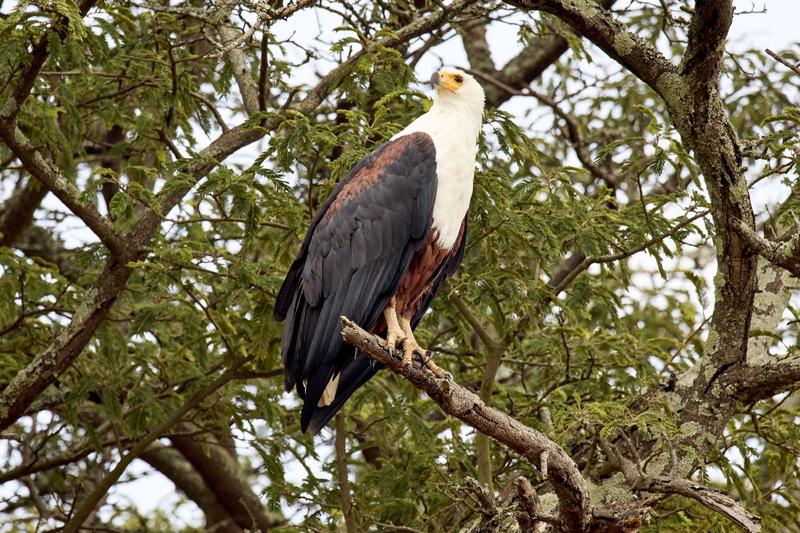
454 75 464 84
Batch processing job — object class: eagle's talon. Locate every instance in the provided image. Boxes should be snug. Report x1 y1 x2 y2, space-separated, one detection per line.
420 349 433 365
385 332 403 352
424 359 451 380
384 299 408 358
414 346 430 366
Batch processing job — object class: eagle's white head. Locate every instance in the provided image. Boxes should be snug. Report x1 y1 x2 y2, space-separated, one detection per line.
390 67 485 250
429 68 485 116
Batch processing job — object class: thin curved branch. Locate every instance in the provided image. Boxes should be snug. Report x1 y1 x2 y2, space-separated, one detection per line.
635 476 761 532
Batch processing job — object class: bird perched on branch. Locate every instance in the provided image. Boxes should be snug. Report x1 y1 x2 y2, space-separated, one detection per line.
274 68 485 433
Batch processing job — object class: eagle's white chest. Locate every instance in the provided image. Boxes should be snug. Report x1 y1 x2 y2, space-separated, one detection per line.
393 105 481 250
428 135 475 249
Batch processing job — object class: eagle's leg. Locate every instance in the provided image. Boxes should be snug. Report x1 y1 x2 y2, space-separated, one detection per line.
383 298 406 354
397 316 423 369
398 317 451 380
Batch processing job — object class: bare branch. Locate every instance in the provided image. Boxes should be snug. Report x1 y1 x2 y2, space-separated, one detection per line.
733 218 800 277
340 317 591 532
0 178 47 247
471 0 617 108
681 0 734 84
192 91 230 131
461 19 496 77
140 444 243 533
504 0 677 94
635 476 762 533
766 48 800 77
219 23 261 116
170 424 284 532
449 290 500 351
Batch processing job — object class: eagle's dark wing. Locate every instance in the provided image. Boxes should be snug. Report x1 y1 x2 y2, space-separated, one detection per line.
275 132 438 432
306 219 467 434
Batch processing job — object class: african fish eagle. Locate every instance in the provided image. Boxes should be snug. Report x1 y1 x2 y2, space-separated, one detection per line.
274 68 485 434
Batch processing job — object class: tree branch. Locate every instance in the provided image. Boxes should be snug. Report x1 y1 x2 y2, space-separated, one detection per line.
1 0 97 123
461 19 496 77
0 124 130 257
732 218 800 277
766 48 800 77
504 0 677 94
335 413 357 533
140 444 243 533
635 476 761 532
681 0 734 84
219 23 261 116
0 258 133 431
468 0 617 108
170 424 284 532
61 361 245 533
340 317 591 532
0 177 47 247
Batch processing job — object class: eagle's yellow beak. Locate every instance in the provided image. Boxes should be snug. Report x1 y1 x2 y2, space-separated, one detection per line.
430 70 462 93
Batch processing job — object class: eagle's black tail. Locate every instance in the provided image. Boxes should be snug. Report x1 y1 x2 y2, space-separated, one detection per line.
303 354 383 434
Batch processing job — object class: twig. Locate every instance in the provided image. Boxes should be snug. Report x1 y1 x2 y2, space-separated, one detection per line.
766 49 800 77
258 29 270 112
549 211 708 295
515 475 560 530
191 91 229 131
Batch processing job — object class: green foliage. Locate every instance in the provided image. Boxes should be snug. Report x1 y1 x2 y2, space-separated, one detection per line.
1 1 799 531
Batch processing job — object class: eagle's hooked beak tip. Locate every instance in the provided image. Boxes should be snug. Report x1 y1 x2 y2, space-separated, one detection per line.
429 71 441 88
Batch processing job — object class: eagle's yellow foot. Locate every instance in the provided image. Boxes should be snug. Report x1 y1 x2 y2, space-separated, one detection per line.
384 298 406 354
400 335 427 369
398 316 422 372
398 317 451 379
424 359 452 380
